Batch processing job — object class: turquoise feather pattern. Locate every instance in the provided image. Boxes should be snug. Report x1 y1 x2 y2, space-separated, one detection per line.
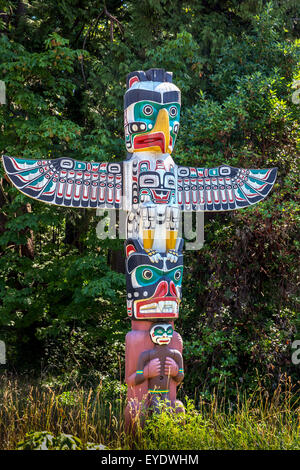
177 165 277 211
2 155 123 209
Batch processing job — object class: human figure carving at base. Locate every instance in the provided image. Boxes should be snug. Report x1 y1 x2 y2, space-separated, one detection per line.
126 323 184 413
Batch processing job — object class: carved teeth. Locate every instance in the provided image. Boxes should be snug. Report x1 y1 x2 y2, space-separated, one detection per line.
140 303 157 311
139 300 177 314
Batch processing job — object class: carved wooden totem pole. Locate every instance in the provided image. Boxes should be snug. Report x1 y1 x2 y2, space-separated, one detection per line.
2 68 277 428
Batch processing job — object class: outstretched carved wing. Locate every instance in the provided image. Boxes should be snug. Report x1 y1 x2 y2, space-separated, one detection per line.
176 165 277 211
2 155 123 209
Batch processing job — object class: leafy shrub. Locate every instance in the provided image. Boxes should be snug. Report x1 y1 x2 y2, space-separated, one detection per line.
16 431 106 450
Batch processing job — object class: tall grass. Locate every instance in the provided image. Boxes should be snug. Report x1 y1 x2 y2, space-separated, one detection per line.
137 380 300 450
0 373 299 450
0 374 126 450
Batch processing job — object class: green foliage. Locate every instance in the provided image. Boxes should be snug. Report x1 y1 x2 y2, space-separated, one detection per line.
140 393 300 450
0 374 122 450
0 0 299 399
1 375 298 450
16 431 106 450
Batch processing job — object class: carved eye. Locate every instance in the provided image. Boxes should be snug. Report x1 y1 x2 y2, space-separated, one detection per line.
154 327 164 336
144 178 156 184
174 269 182 281
142 269 153 280
166 327 173 336
60 158 74 169
139 174 160 188
164 174 175 188
169 106 178 117
143 104 154 116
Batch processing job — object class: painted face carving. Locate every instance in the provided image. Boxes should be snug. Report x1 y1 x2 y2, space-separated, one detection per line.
150 323 173 345
124 69 181 154
138 168 176 205
125 239 183 320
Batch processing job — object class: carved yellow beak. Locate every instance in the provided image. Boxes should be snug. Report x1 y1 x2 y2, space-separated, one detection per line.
151 108 170 153
133 108 170 154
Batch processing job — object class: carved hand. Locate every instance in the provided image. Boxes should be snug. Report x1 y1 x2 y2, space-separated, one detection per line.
145 249 163 264
164 357 179 377
144 358 160 378
166 249 179 263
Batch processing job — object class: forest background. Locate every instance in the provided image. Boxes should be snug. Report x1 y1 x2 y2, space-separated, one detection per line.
0 0 299 409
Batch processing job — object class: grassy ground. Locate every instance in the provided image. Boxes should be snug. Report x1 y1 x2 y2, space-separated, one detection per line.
0 373 299 450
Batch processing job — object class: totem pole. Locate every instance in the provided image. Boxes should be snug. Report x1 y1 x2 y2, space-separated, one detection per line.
2 68 277 428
